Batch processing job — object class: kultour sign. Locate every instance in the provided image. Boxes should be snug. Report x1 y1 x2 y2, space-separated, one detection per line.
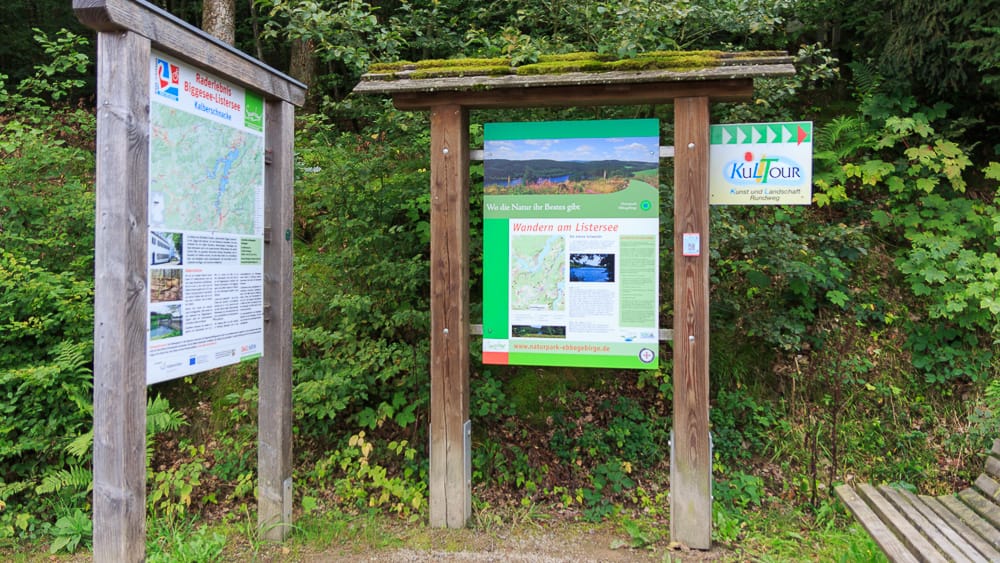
482 119 661 369
709 121 813 205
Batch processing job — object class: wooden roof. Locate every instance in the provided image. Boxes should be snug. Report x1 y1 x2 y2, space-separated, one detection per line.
353 51 795 110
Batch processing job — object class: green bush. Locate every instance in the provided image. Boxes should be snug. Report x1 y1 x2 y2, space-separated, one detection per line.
710 205 871 354
291 117 433 440
859 110 997 382
0 29 96 543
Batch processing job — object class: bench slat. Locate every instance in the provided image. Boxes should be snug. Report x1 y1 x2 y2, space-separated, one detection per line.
985 456 1000 482
857 483 949 562
941 493 1000 550
835 485 922 563
880 486 973 563
923 494 1000 561
903 490 990 563
973 474 1000 506
959 488 1000 530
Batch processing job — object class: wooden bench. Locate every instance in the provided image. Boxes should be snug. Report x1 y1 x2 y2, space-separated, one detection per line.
835 439 1000 562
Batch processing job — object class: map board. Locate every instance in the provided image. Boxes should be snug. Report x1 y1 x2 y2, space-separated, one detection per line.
482 119 660 369
709 121 813 205
146 51 265 384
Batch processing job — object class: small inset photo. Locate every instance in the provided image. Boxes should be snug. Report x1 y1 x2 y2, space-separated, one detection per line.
150 231 183 266
511 325 566 339
150 268 183 302
149 304 183 340
569 253 615 282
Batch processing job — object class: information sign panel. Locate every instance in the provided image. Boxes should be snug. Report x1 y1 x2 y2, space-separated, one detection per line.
482 119 660 368
146 51 265 384
709 121 812 205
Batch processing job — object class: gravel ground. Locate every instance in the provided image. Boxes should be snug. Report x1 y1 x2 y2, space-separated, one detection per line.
288 524 737 562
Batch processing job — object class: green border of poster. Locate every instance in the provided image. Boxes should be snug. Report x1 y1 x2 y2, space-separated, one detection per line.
482 119 660 369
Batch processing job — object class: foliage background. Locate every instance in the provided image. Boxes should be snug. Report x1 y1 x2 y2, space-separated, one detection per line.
1 0 998 558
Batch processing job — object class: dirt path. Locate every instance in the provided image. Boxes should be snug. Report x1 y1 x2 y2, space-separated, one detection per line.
253 522 737 562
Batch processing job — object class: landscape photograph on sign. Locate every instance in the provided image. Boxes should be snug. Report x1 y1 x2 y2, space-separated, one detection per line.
569 253 615 282
149 304 183 340
511 325 566 338
484 136 659 196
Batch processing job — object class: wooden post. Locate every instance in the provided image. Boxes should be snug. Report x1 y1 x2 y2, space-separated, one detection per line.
91 29 150 562
258 99 295 540
671 96 712 549
428 104 472 528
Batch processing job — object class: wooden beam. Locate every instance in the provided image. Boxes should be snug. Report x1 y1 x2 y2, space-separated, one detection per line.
91 29 150 563
670 96 712 550
73 0 305 105
392 79 754 110
258 99 295 540
428 104 472 528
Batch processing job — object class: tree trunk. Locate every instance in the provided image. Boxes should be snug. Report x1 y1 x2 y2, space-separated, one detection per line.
202 0 236 45
289 37 316 87
289 37 317 110
249 0 264 60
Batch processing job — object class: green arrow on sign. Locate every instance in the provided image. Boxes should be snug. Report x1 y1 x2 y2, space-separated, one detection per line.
768 125 780 143
710 122 812 145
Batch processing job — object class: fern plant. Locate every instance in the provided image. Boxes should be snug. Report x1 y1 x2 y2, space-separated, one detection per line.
35 466 92 497
812 115 874 207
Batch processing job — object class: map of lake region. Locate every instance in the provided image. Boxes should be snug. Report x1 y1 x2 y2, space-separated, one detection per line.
149 104 263 235
511 234 566 311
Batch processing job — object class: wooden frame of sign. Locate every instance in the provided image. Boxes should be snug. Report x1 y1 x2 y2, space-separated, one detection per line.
354 55 794 548
73 1 305 560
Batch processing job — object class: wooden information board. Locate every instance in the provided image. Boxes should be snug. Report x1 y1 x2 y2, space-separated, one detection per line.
74 1 305 560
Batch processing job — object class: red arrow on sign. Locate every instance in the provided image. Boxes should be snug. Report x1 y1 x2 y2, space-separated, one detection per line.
797 125 808 145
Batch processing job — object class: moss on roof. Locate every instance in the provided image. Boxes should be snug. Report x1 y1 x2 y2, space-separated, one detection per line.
414 57 509 69
362 49 780 81
603 51 721 72
514 59 608 75
410 65 513 79
536 52 616 63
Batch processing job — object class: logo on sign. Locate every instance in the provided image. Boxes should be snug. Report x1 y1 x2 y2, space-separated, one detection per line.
155 58 180 101
638 348 655 364
725 152 802 187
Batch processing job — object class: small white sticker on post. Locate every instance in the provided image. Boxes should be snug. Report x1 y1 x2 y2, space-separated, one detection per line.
682 233 700 256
